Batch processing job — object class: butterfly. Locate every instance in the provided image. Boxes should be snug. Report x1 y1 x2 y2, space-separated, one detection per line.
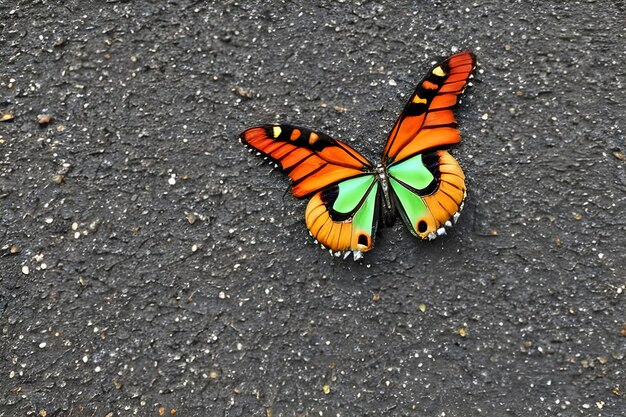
240 51 476 260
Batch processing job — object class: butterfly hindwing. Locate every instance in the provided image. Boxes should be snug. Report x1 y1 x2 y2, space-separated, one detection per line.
305 175 379 256
388 150 466 240
240 124 372 198
382 51 476 165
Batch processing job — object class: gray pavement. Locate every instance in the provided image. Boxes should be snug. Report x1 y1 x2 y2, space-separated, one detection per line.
1 1 625 416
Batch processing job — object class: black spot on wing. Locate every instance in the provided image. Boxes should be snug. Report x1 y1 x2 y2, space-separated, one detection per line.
422 152 441 173
404 103 427 117
419 152 441 196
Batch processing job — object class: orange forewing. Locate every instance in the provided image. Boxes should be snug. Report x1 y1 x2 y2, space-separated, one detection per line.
382 51 476 164
240 125 371 198
393 127 460 162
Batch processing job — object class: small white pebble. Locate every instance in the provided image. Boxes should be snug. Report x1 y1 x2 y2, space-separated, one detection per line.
388 79 397 86
40 263 47 270
94 366 101 373
168 175 176 185
71 222 78 230
192 244 198 252
74 232 80 239
45 218 53 224
82 355 89 363
481 113 489 120
582 404 590 409
236 343 243 350
21 266 29 275
598 253 604 259
218 291 226 299
39 342 47 348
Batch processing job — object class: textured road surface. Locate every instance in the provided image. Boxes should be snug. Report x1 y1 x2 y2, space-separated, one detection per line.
1 1 625 416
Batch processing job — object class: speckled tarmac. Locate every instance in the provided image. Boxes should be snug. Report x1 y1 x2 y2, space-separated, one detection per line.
1 1 625 416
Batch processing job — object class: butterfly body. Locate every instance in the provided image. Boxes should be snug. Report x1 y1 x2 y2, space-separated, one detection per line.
240 51 476 260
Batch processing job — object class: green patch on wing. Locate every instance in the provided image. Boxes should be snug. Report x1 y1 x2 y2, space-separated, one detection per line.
389 177 428 228
388 154 434 191
333 175 376 214
352 182 379 234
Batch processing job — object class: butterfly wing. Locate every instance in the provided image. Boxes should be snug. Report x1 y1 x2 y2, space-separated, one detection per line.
382 51 475 239
305 174 379 257
240 124 372 197
240 125 378 257
382 51 475 165
387 150 465 240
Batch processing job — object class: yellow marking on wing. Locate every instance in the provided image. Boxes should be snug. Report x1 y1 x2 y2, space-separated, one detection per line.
272 126 282 138
309 132 320 145
433 66 446 77
412 95 427 104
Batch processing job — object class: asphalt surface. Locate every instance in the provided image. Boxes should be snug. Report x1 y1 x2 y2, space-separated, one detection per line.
1 1 625 416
